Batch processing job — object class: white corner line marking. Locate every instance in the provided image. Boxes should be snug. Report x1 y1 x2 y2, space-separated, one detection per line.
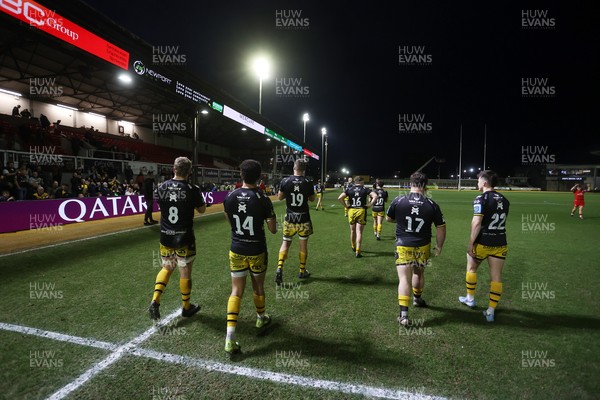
0 317 445 400
44 309 181 400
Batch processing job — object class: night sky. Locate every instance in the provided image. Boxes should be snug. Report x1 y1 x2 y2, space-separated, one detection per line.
81 0 599 178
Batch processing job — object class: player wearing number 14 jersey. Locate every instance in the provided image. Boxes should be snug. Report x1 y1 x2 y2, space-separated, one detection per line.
148 157 206 321
223 160 277 354
459 170 510 322
275 159 315 285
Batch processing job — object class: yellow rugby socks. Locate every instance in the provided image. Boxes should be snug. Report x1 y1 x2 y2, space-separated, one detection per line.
180 278 191 310
466 272 477 301
299 252 307 274
398 295 410 318
412 287 423 299
152 268 173 304
226 295 241 340
488 281 503 313
253 294 265 317
277 250 288 270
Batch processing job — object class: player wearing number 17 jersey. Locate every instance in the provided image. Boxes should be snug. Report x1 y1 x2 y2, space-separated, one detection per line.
275 159 315 285
148 157 206 321
386 172 445 326
459 170 510 322
223 160 277 355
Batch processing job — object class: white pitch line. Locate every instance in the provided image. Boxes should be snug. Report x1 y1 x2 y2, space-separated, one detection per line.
45 309 181 400
0 322 118 351
0 318 445 400
131 348 445 400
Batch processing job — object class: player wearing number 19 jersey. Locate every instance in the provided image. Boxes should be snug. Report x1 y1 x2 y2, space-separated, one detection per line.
275 159 315 285
459 170 510 322
223 160 277 354
149 157 206 321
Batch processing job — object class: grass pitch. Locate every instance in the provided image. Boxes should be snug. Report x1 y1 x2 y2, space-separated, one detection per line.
0 189 598 399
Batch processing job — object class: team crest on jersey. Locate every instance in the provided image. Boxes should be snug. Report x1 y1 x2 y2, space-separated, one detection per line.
497 201 504 210
411 206 420 215
238 203 247 213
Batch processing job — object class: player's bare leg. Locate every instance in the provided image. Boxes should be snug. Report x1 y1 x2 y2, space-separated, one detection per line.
355 223 365 257
396 264 412 325
484 257 505 322
350 223 357 253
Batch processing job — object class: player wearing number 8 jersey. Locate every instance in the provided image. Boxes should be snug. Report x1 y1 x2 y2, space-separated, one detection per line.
386 172 445 326
275 159 315 286
148 157 206 321
338 176 378 258
459 170 510 322
223 159 277 354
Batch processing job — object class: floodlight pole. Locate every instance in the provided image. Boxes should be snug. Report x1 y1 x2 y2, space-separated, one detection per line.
258 77 263 115
324 135 328 186
458 124 463 191
193 111 199 185
483 124 487 171
321 128 327 185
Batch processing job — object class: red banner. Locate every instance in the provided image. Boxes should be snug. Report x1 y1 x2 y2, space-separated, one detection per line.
0 0 129 70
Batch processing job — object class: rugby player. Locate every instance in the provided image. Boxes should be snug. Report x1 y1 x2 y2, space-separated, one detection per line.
275 159 315 285
148 157 206 321
386 172 445 326
342 176 353 217
338 176 377 258
459 170 510 322
372 179 389 240
223 159 277 354
314 179 325 211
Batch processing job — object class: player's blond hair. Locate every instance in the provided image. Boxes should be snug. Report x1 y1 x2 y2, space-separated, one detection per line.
173 157 192 177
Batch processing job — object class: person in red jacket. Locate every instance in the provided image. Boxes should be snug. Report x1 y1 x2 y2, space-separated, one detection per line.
570 184 586 219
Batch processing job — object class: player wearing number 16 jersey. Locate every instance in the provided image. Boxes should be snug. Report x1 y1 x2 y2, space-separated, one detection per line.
223 160 277 354
338 176 377 258
459 170 510 322
275 159 315 285
148 157 206 321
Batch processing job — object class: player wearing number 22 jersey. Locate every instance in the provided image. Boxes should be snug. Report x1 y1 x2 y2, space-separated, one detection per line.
459 170 509 323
